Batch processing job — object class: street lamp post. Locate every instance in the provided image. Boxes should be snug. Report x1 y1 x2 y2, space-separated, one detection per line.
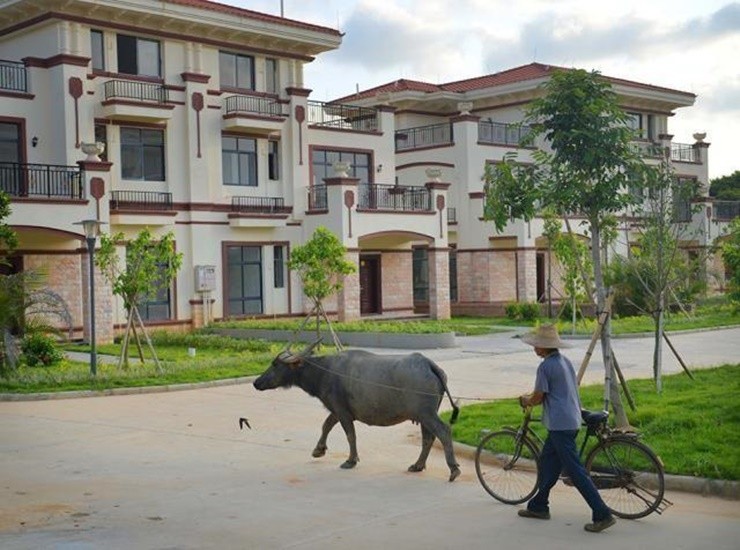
76 219 104 376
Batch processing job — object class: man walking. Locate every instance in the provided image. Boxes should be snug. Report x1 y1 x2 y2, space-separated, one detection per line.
517 324 616 533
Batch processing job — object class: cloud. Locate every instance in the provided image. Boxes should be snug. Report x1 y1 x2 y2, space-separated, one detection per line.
676 2 740 38
700 79 740 113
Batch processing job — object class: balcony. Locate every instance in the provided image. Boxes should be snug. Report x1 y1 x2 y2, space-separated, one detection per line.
0 162 84 200
714 200 740 221
671 143 698 163
395 123 453 152
307 185 328 211
109 190 175 225
358 184 432 212
110 190 173 211
0 60 27 93
229 196 291 228
101 79 174 121
222 94 287 134
478 120 533 147
307 101 378 132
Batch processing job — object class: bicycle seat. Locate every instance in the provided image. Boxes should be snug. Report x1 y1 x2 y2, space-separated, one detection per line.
581 409 608 428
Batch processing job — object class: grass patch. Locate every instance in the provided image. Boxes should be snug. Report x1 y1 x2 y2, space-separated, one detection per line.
446 364 740 481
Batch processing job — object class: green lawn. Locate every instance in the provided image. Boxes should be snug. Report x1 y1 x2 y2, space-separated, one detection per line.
445 365 740 481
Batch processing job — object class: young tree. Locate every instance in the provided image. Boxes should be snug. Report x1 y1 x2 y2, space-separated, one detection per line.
722 217 740 308
483 69 647 427
288 226 356 347
95 228 182 368
610 153 703 391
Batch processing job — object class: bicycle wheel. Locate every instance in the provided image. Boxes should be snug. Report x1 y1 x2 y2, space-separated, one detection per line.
475 429 540 504
585 437 665 519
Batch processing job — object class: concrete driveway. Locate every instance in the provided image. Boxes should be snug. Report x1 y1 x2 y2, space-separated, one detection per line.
1 328 739 549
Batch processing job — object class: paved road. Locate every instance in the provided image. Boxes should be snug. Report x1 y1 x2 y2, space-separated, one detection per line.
1 328 738 549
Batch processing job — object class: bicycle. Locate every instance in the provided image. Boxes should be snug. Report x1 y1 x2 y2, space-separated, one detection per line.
474 407 671 519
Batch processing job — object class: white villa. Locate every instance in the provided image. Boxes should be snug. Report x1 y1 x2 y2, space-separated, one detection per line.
0 0 732 343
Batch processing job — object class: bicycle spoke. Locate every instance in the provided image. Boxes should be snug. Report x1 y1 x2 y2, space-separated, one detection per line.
475 430 539 505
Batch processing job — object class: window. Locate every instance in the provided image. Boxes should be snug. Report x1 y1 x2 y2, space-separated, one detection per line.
311 149 371 186
220 52 254 90
135 258 173 321
117 34 161 77
91 30 105 71
265 58 278 94
222 136 257 186
412 247 429 303
94 124 108 162
268 140 279 180
626 112 644 139
449 248 457 302
121 127 165 181
672 177 696 223
0 122 21 163
273 245 285 288
227 246 263 315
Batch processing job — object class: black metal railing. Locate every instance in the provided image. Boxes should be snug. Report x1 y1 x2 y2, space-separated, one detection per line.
231 195 290 214
671 143 698 163
110 190 173 210
631 141 664 159
307 101 378 131
0 59 27 92
395 123 453 151
308 185 327 210
358 183 432 211
447 207 457 223
224 95 287 117
103 79 168 103
714 200 740 221
0 162 84 199
478 120 533 146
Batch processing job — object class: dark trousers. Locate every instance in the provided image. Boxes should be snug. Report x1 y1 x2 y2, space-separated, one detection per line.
527 430 612 522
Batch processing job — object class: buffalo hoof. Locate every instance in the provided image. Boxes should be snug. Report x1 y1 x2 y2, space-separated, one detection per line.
407 463 425 473
448 466 461 482
340 459 358 469
312 446 327 458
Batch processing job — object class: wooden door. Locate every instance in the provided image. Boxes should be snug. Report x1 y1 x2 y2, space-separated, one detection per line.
359 255 380 314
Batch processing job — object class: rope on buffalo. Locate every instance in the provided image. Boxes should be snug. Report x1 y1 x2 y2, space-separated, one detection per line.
298 355 496 404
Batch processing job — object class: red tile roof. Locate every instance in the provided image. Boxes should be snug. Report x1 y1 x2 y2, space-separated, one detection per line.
163 0 342 36
337 62 695 102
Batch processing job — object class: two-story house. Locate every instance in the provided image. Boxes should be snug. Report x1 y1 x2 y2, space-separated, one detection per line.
339 63 722 314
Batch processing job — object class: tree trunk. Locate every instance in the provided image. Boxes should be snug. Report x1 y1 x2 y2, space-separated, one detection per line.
654 301 664 393
590 220 629 427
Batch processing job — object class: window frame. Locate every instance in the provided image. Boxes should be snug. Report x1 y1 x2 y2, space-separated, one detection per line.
268 140 280 181
273 245 285 289
265 57 278 94
219 51 255 91
91 30 105 71
120 126 166 182
116 34 161 77
226 245 264 316
222 135 258 187
311 148 372 186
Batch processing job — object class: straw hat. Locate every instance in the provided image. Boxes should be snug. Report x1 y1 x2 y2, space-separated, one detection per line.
521 324 571 349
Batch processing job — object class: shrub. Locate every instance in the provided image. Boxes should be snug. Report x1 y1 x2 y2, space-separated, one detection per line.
21 332 63 367
505 301 541 321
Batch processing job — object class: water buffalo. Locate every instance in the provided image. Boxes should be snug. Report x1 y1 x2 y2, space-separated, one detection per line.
253 342 461 481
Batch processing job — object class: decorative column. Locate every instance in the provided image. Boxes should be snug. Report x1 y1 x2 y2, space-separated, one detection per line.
428 247 451 320
338 249 360 322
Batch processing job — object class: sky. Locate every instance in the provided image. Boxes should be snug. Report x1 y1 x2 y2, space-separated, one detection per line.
227 0 740 180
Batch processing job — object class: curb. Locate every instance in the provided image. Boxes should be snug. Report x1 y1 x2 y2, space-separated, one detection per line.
448 441 740 501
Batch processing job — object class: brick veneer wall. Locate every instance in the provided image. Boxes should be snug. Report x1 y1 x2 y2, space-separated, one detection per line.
381 251 413 314
23 253 84 336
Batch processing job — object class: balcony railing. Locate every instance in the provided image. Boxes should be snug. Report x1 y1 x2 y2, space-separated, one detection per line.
103 79 168 103
358 183 432 211
0 59 27 92
110 190 173 210
395 123 453 152
224 95 287 117
671 143 698 163
0 162 84 199
478 121 533 146
231 195 290 214
714 200 740 221
308 185 327 210
307 101 378 131
631 141 664 159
